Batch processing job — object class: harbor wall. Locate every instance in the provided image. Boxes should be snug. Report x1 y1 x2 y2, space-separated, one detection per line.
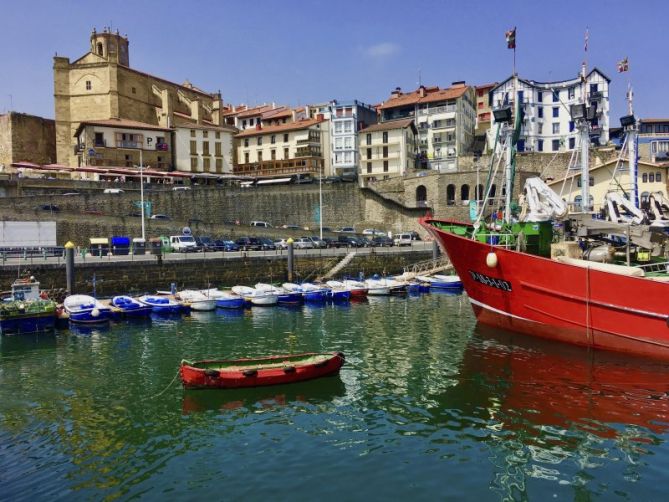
0 250 433 299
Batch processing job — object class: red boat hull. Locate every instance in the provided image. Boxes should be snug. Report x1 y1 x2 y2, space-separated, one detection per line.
180 352 345 389
421 218 669 359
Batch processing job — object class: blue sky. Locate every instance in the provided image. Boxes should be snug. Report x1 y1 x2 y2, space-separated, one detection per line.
1 0 667 122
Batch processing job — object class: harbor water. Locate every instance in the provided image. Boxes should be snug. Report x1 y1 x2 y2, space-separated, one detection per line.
1 292 669 500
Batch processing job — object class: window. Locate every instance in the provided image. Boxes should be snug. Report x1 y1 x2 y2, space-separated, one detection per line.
552 139 560 151
569 121 575 132
538 107 543 119
271 135 276 144
552 107 559 118
271 149 276 160
461 185 470 201
569 137 575 149
257 137 262 146
94 132 104 147
203 158 211 171
215 142 221 156
97 42 103 56
537 139 543 152
552 123 560 134
215 131 221 139
244 152 249 163
344 137 352 149
85 81 92 90
242 120 247 128
382 146 388 158
335 137 343 150
383 161 389 172
657 172 662 182
382 132 388 143
642 173 648 183
190 140 197 155
249 118 254 126
568 87 575 99
190 130 196 137
258 151 263 162
478 102 484 109
343 121 353 133
203 131 208 138
284 147 289 159
446 184 456 205
131 87 136 94
538 123 543 134
367 163 372 174
590 84 598 94
518 91 524 103
366 148 372 160
537 91 543 102
650 173 655 183
190 157 198 170
216 158 223 172
552 90 559 102
202 142 210 156
335 122 343 133
244 138 249 147
366 133 372 145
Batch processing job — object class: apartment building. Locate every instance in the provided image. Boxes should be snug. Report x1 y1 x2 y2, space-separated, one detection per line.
173 116 236 174
378 83 476 172
328 100 377 178
489 68 610 153
475 83 497 135
637 119 669 162
234 117 331 178
358 119 417 185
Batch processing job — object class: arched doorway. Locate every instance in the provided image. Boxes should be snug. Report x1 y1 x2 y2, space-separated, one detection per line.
416 185 427 206
461 184 470 202
446 184 456 206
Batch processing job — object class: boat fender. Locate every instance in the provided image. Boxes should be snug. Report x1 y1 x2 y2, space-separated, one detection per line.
204 369 219 378
486 252 498 268
91 308 100 317
283 366 296 373
243 369 258 377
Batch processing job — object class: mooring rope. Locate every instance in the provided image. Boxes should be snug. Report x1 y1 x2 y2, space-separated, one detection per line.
149 368 181 399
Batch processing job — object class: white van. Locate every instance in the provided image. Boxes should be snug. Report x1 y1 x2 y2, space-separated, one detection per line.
172 186 191 191
393 233 414 247
169 235 198 252
250 221 272 228
103 188 124 194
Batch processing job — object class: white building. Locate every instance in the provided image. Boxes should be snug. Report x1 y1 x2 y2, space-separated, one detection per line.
489 68 610 153
328 100 377 178
173 116 236 174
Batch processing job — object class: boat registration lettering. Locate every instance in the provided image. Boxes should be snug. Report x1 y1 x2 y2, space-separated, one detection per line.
469 271 512 292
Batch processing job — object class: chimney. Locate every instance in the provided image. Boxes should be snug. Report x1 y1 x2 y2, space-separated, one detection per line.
418 85 426 98
391 87 402 98
272 102 276 109
305 105 311 118
291 110 296 121
451 81 466 87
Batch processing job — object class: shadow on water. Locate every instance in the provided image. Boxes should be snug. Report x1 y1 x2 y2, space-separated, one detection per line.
67 322 112 336
0 331 58 354
181 376 346 414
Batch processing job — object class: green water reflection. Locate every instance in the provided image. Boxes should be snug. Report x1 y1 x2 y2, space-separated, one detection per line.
1 293 668 500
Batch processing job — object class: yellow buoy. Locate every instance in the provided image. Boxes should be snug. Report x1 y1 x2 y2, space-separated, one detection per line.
486 252 498 268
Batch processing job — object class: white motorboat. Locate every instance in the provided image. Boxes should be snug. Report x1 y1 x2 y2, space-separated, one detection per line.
64 294 112 324
231 285 278 306
176 290 217 311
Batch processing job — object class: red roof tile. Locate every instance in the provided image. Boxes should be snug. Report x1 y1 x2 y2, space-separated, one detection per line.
359 118 414 133
379 85 469 110
235 118 325 138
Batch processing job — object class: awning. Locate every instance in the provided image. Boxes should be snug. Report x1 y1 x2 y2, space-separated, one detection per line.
256 177 293 185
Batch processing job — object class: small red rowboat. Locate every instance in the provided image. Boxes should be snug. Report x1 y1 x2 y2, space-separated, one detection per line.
180 351 345 389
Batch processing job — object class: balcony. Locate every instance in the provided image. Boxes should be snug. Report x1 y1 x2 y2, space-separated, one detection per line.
233 157 323 177
155 142 169 151
116 140 142 149
295 147 322 157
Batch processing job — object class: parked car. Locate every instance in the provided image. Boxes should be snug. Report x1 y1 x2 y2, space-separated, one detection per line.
172 186 191 191
281 224 301 230
393 232 415 246
308 236 327 249
335 226 356 233
275 238 290 249
150 214 171 220
35 204 60 212
198 236 220 251
321 237 338 248
337 235 363 247
257 237 276 250
103 188 124 194
219 239 240 252
250 220 272 228
371 235 394 247
294 237 314 249
362 228 385 236
235 237 261 251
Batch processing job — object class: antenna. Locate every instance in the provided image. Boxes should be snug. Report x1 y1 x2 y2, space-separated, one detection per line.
418 69 422 87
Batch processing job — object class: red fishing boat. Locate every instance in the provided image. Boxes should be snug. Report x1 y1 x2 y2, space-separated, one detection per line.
180 351 345 389
421 217 669 359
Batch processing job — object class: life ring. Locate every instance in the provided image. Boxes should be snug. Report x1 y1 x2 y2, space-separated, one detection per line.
204 369 219 378
243 369 258 377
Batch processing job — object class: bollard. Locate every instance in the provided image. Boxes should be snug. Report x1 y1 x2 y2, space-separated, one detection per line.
65 241 75 295
287 238 294 282
432 240 440 260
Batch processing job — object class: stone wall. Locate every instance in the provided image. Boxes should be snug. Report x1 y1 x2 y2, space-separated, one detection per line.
0 113 56 169
0 250 433 298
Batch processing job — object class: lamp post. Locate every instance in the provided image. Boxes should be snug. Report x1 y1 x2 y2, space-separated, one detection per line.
139 149 145 241
319 164 323 240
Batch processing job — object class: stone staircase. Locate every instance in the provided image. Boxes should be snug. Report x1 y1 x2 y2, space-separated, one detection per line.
318 251 357 280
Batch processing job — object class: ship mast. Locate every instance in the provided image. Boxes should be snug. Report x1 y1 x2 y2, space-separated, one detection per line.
578 62 591 213
625 85 639 208
505 74 517 224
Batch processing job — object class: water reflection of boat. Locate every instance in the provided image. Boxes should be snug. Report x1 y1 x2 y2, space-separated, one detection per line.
460 325 669 437
182 376 346 414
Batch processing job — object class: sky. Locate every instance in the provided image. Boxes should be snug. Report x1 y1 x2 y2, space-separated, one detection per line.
1 0 668 122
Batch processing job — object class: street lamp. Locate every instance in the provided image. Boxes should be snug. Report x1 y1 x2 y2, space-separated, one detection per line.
319 164 323 240
139 149 145 241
